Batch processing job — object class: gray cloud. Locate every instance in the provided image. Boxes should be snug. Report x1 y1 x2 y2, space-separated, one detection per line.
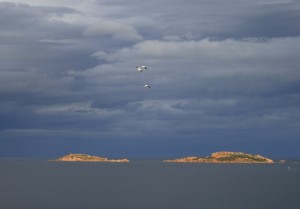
83 20 143 41
0 0 300 157
226 1 300 39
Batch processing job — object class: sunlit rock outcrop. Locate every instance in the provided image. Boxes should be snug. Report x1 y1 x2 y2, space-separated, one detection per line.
54 154 130 163
163 151 274 163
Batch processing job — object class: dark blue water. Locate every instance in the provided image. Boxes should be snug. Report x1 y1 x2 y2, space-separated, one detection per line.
0 159 299 209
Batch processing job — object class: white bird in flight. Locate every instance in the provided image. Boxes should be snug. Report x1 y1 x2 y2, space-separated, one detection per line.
136 65 148 72
144 84 151 88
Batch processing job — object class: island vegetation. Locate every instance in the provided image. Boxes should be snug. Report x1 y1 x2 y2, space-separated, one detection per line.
163 151 275 163
54 153 130 163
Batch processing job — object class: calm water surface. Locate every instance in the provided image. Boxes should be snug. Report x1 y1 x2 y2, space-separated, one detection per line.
0 159 299 209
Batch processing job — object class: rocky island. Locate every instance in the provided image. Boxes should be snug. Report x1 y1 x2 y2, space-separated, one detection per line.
54 154 130 163
163 151 274 163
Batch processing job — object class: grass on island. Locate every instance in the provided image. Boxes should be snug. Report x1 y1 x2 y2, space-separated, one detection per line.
215 153 268 162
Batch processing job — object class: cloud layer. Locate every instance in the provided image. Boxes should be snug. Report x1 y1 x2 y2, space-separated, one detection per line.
1 0 300 158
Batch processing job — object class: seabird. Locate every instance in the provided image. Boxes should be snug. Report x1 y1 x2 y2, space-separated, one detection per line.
136 65 148 72
144 84 151 88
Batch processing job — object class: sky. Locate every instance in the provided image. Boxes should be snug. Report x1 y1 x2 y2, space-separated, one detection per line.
1 0 300 158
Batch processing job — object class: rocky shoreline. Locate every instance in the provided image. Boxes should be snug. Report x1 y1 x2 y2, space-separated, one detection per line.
54 154 130 163
163 151 275 163
53 152 278 164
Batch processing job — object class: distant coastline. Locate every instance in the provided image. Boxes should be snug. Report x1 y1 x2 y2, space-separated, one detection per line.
163 151 276 163
53 153 130 163
52 152 284 164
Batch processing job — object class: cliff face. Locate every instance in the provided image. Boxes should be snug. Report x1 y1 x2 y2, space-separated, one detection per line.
55 154 130 163
164 151 274 163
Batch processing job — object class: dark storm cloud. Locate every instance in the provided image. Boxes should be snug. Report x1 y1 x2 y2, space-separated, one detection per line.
0 2 78 43
1 0 300 157
96 0 300 40
228 1 300 39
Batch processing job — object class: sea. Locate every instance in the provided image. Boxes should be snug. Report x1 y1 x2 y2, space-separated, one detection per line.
0 159 299 209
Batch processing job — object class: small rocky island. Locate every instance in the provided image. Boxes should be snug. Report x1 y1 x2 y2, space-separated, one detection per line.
163 151 274 163
54 154 130 163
